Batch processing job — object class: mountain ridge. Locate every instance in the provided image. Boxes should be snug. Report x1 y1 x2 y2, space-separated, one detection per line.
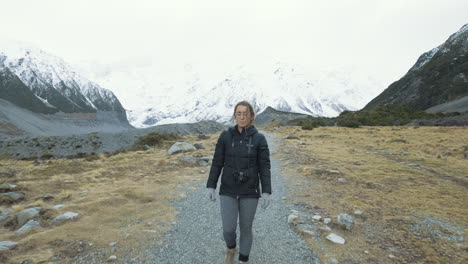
364 23 468 111
0 40 129 122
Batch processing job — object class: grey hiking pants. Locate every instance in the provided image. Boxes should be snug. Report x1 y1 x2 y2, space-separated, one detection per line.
220 194 259 260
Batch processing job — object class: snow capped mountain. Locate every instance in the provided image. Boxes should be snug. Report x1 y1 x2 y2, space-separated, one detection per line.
413 24 468 71
364 23 468 111
0 39 128 122
77 58 385 128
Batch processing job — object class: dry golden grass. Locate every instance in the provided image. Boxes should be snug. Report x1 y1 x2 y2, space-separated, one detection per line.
262 124 467 264
0 134 217 264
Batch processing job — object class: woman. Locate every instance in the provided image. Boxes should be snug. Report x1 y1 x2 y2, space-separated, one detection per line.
206 101 272 264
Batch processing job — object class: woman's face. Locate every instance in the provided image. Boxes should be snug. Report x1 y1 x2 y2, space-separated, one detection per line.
234 105 253 128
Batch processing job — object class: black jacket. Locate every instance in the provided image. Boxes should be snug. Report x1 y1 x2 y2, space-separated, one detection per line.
206 124 272 199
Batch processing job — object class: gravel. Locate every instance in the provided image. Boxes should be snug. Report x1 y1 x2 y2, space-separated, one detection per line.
69 129 320 264
135 130 320 264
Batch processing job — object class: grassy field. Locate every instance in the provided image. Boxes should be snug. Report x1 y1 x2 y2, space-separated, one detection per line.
263 124 468 264
0 134 214 264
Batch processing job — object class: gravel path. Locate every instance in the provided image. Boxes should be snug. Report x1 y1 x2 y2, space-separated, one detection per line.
139 130 320 264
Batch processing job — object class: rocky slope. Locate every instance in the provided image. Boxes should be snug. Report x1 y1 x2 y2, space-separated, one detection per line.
364 24 468 111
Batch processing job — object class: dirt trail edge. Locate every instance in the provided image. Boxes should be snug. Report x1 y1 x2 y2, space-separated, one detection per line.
140 130 320 264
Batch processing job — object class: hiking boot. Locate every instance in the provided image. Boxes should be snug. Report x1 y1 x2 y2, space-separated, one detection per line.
224 247 236 264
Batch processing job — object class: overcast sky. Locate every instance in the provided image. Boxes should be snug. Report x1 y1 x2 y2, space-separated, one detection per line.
1 0 467 86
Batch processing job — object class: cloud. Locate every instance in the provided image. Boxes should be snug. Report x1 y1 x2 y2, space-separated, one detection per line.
1 0 467 87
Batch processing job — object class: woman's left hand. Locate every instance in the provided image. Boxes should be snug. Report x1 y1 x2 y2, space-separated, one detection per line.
261 193 271 209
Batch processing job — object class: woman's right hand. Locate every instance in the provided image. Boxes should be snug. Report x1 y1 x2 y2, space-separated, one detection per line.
206 188 216 201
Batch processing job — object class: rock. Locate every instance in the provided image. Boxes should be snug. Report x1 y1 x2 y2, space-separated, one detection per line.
287 214 299 225
142 229 158 233
143 145 152 150
303 230 315 236
328 169 341 174
198 160 209 166
338 178 347 183
0 183 17 191
319 226 332 232
41 195 54 202
364 250 369 254
312 215 322 221
312 168 326 174
107 255 117 261
51 212 79 225
16 219 40 235
353 161 364 165
53 204 65 209
193 143 205 149
79 190 88 196
286 134 300 140
199 156 213 162
0 209 12 221
339 214 357 229
354 210 363 215
180 154 197 164
197 134 209 140
167 142 196 155
324 218 331 224
388 254 396 259
17 207 41 226
1 192 25 201
464 153 468 159
337 213 354 230
326 258 339 264
298 141 306 145
109 241 118 246
0 241 17 251
326 233 345 244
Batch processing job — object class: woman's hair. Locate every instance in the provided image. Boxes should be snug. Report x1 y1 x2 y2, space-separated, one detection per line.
230 101 256 127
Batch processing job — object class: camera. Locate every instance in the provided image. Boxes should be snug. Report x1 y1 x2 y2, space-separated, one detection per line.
233 170 249 184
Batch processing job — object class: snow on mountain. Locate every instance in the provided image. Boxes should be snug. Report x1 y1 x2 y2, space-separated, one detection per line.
0 39 127 120
76 57 385 128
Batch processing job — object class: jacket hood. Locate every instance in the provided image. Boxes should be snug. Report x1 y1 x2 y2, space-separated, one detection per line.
228 124 258 137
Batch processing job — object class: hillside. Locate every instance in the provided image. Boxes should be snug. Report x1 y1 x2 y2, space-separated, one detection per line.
364 24 468 112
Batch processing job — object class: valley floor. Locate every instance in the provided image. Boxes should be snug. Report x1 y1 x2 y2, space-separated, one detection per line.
0 125 466 263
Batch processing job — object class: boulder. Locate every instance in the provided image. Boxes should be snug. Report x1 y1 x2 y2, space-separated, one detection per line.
1 192 25 201
16 220 40 235
17 207 41 226
180 154 197 164
0 209 13 221
288 214 300 225
337 213 354 230
51 212 79 225
168 142 196 155
0 241 17 251
326 233 345 244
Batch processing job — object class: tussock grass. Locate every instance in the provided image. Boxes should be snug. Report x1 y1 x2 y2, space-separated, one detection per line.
263 124 467 264
0 133 215 264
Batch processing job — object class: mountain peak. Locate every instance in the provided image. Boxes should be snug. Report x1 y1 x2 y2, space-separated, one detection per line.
0 40 129 123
